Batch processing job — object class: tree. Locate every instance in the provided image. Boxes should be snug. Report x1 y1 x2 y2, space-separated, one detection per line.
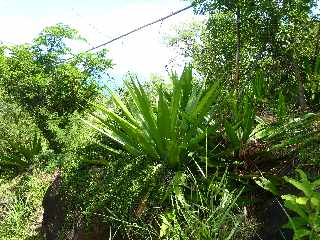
174 0 320 109
192 0 247 85
0 23 113 152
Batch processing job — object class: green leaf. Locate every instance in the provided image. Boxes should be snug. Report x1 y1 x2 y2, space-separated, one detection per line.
224 121 240 149
310 196 320 208
191 80 220 123
295 197 308 205
296 169 309 183
312 178 320 188
254 176 278 195
82 118 141 155
294 229 311 240
160 215 171 238
242 95 255 142
282 194 308 220
284 176 313 198
180 64 193 109
277 91 287 122
287 217 308 228
157 84 171 158
106 87 137 124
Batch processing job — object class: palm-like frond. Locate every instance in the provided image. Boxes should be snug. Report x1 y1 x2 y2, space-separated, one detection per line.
87 66 221 168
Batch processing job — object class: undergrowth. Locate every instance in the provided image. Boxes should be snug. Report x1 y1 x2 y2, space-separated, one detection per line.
0 154 58 240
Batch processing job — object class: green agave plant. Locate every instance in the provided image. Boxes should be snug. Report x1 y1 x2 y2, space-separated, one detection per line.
86 66 221 168
253 112 320 151
0 133 42 168
223 92 256 154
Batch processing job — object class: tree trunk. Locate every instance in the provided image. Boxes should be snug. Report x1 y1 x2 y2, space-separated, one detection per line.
292 58 306 109
35 113 63 153
235 5 241 85
311 22 320 70
298 76 306 109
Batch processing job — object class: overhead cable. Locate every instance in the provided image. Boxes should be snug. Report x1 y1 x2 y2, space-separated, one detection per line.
83 4 193 53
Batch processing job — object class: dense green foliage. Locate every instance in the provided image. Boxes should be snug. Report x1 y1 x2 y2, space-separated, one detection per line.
0 161 57 239
0 23 112 152
0 101 42 169
0 1 320 239
88 66 221 169
282 169 320 239
173 0 320 109
158 171 251 239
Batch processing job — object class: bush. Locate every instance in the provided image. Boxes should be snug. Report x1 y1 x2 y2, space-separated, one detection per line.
60 154 166 239
0 166 55 239
86 65 221 170
0 101 43 169
282 169 320 240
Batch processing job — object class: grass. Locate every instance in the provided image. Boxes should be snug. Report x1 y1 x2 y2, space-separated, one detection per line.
0 166 55 240
158 169 258 240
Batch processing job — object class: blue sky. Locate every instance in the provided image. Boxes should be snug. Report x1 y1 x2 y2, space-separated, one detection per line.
0 0 196 84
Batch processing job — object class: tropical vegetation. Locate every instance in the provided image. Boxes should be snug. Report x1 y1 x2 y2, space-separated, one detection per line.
0 0 320 239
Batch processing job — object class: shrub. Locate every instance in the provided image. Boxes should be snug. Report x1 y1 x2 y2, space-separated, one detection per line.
86 65 221 169
0 167 54 239
282 169 320 240
0 101 43 169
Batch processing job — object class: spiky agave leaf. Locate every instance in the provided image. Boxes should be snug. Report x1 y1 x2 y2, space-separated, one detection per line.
87 65 221 169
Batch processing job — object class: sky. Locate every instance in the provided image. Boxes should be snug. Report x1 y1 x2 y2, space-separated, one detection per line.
0 0 196 84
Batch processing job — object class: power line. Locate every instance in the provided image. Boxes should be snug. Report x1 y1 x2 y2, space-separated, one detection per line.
83 4 193 53
71 7 113 40
4 4 194 65
0 40 16 45
60 4 193 64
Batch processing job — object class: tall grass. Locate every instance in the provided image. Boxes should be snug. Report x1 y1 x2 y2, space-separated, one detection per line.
0 168 53 239
159 170 250 240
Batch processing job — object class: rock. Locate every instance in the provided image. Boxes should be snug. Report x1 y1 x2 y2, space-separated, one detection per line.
41 171 116 240
255 197 293 240
42 171 64 240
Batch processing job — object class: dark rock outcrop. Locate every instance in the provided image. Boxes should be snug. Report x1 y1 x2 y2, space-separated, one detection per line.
42 172 64 240
41 171 114 240
255 197 293 240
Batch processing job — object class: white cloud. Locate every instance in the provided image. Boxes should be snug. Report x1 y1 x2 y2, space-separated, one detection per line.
0 0 195 78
